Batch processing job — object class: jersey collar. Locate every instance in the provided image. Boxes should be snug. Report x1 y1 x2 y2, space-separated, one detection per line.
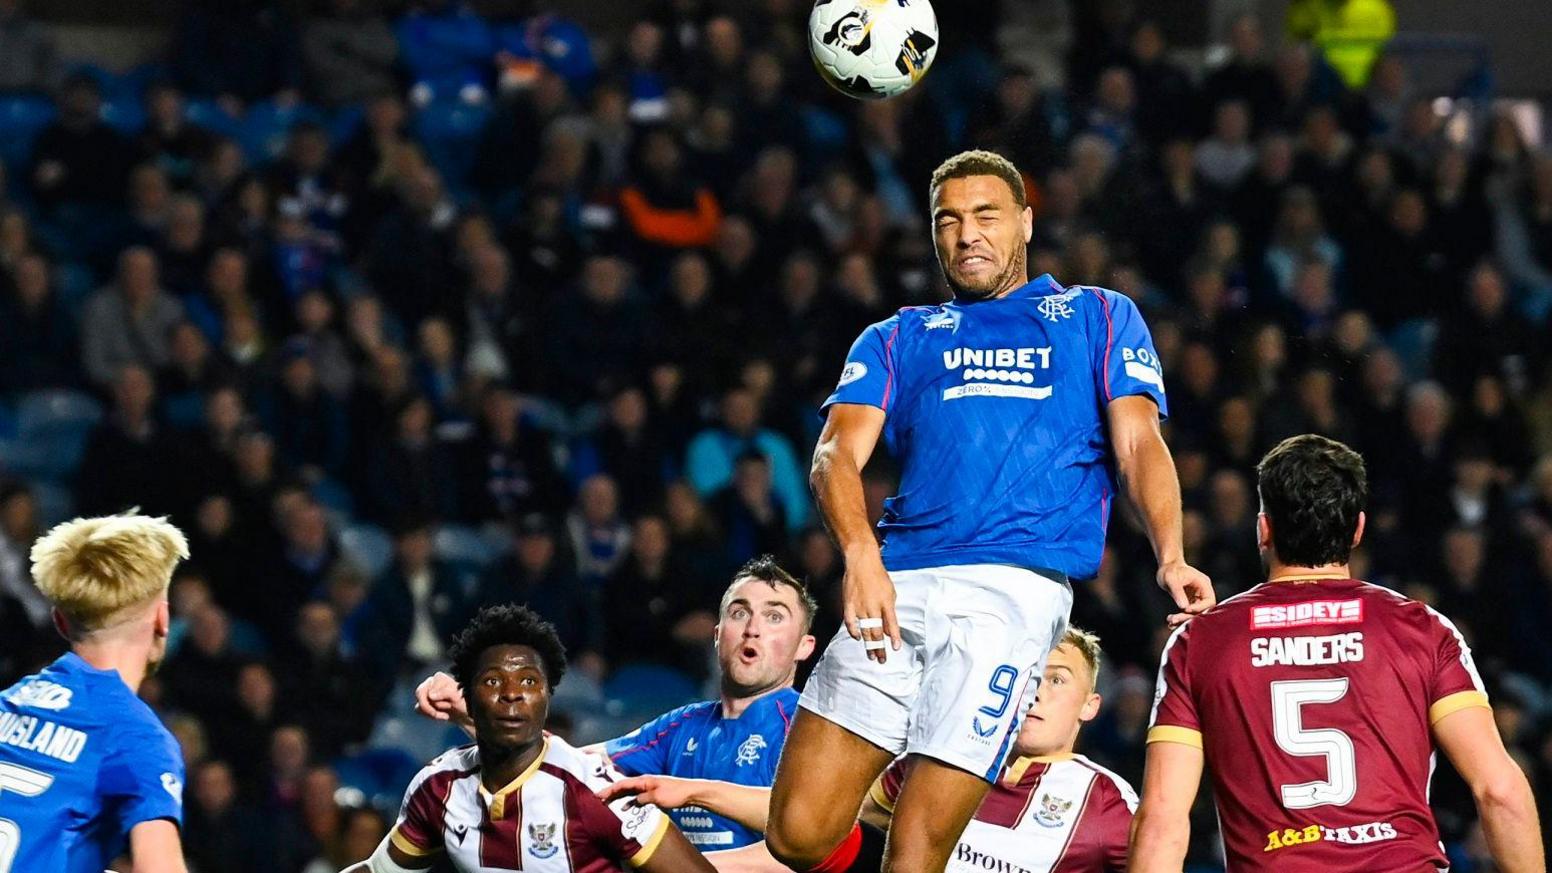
480 737 549 819
950 273 1063 306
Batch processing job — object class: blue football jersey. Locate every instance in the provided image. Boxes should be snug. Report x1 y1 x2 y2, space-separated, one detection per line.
823 275 1167 581
604 687 796 850
0 653 184 873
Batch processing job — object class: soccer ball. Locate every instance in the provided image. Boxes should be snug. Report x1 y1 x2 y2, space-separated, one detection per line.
808 0 939 100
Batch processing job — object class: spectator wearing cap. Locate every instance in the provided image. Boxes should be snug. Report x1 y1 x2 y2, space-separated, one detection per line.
358 515 480 678
478 513 603 677
80 246 185 388
302 0 399 107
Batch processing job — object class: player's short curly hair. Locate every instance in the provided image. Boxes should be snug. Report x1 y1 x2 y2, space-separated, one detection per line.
930 149 1027 209
1257 434 1368 567
448 604 568 692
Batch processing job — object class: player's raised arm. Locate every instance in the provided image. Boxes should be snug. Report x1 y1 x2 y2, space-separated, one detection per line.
1434 697 1545 870
811 402 897 662
1106 395 1213 625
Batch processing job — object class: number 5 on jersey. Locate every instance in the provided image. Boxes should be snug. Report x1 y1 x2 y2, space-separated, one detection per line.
1271 678 1357 809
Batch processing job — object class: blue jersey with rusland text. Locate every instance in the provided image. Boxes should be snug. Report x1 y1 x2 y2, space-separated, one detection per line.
0 653 184 873
822 274 1167 580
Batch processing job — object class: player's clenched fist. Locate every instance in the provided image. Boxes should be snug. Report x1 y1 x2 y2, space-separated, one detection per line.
414 670 471 727
842 549 901 664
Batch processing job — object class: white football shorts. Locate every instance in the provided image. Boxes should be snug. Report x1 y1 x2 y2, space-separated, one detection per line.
798 563 1073 781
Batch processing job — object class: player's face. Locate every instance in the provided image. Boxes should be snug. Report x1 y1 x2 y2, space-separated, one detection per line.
931 175 1033 301
467 644 550 752
715 578 816 698
1013 644 1100 758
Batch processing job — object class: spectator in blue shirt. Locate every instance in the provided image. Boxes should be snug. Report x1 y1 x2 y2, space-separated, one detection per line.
686 387 810 531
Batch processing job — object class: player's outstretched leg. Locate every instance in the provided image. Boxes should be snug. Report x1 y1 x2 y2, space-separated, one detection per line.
883 756 992 873
766 709 895 871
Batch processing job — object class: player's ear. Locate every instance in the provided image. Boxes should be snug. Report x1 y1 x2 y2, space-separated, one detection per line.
796 633 817 662
1256 512 1271 552
51 607 71 642
1021 204 1033 242
1351 511 1366 549
154 599 171 639
1080 692 1101 723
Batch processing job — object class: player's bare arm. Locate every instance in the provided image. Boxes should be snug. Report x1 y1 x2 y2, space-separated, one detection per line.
1126 739 1202 873
1434 705 1545 872
598 775 772 833
127 820 188 873
637 821 719 873
1107 394 1214 625
810 402 897 662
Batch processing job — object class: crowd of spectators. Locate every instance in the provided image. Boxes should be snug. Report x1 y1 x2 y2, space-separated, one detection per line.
1 0 1550 869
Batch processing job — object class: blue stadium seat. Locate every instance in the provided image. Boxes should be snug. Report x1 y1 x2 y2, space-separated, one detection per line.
0 96 56 170
333 747 424 810
100 99 146 135
551 670 603 713
10 390 103 480
602 664 700 720
367 713 471 772
183 98 242 140
339 522 394 580
434 524 498 566
311 476 357 519
411 100 491 196
239 99 324 163
52 261 99 317
327 104 365 147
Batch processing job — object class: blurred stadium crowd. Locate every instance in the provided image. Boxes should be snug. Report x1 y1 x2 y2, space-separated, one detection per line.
0 0 1549 869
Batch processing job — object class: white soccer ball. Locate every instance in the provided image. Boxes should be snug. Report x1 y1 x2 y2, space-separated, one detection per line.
808 0 939 100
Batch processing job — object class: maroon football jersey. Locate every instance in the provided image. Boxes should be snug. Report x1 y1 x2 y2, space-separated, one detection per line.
1148 577 1488 872
389 734 670 872
873 753 1136 872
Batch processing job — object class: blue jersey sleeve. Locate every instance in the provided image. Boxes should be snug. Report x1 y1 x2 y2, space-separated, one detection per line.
1091 291 1168 417
100 721 184 840
604 703 703 776
821 316 901 415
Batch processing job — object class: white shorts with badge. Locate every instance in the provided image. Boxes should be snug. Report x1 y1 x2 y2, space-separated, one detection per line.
798 563 1073 782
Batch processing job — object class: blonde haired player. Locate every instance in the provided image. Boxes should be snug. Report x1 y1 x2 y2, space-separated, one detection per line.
0 512 191 873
